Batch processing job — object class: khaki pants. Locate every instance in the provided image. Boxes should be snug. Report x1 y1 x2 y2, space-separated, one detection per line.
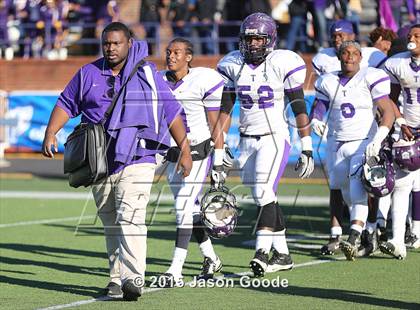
92 163 156 285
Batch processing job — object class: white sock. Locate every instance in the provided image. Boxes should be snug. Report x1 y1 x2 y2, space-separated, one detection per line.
391 188 411 245
255 229 273 253
350 224 363 234
377 195 391 227
412 220 420 238
365 221 376 234
167 247 187 276
272 229 289 254
330 226 342 237
199 239 217 261
351 204 368 224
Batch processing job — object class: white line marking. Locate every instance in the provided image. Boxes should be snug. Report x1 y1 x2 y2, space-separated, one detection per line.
0 191 329 206
0 216 96 228
38 257 343 310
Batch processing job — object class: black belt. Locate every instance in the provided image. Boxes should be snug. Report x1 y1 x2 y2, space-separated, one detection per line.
240 132 273 139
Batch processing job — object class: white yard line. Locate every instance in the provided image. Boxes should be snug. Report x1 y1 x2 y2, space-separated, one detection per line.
38 257 342 310
0 215 96 228
0 191 329 205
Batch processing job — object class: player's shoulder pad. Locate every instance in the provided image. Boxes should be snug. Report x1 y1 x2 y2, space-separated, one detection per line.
267 49 304 65
217 50 242 68
385 51 411 68
365 66 389 83
312 47 336 63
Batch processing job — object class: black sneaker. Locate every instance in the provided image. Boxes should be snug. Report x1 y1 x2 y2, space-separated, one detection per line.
249 249 269 277
197 256 223 280
320 236 340 255
404 223 412 244
266 249 294 272
157 273 184 288
378 226 388 243
357 230 378 257
340 229 360 261
104 281 123 298
379 240 407 259
122 280 142 301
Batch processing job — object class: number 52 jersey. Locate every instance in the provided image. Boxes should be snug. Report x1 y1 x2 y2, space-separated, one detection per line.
217 50 306 136
314 67 390 141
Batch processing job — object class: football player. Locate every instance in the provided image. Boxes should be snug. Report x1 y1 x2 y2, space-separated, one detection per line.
159 38 226 285
218 12 314 277
311 20 388 256
314 41 395 261
381 24 420 257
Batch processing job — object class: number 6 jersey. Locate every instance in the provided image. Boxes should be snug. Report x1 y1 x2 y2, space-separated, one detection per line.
314 67 390 142
217 49 306 136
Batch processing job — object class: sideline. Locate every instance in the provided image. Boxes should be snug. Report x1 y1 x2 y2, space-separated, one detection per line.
38 257 342 310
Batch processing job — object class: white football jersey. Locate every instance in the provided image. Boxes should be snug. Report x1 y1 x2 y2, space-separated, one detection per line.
312 47 387 76
315 67 390 141
217 50 306 135
161 67 224 146
384 51 420 128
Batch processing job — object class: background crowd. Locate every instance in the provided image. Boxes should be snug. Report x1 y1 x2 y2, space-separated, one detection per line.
0 0 419 60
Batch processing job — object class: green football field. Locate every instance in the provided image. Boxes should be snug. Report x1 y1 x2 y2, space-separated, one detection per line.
0 177 419 310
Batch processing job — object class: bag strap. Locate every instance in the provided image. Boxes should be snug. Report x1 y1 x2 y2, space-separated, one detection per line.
102 59 146 121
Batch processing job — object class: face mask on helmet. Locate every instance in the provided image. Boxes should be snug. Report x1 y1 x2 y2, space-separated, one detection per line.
200 186 239 239
392 139 420 172
239 13 277 64
362 152 395 198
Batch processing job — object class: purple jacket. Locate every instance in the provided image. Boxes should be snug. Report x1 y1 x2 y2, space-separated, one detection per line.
57 41 182 174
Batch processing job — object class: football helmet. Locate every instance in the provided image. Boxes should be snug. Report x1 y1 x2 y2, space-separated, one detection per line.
362 150 395 197
239 12 277 63
200 186 239 239
392 139 420 172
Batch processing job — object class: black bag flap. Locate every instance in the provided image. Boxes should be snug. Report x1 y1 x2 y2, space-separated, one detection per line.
63 124 89 173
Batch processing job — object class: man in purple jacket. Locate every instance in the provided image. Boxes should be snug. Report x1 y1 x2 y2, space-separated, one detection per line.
42 22 192 301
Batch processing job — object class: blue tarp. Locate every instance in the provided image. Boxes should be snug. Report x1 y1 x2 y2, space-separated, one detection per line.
7 92 327 164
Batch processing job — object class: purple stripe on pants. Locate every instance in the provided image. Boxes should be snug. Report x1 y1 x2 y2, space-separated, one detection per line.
412 191 420 221
272 140 291 194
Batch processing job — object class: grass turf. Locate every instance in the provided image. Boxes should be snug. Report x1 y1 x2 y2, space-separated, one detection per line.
0 177 419 309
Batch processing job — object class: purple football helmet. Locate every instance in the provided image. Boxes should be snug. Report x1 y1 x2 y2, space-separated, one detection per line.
392 139 420 172
200 186 239 239
239 12 277 63
362 151 396 198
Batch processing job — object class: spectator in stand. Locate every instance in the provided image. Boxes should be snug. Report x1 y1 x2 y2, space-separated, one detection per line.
346 0 362 37
191 0 217 54
286 0 308 52
218 0 246 54
39 0 69 59
139 0 160 55
389 0 417 28
369 26 397 54
0 0 15 60
308 0 328 49
407 0 420 23
18 0 43 58
169 0 192 38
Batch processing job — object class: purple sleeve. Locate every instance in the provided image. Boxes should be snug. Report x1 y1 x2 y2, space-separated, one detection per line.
56 70 81 118
309 99 329 121
155 71 183 125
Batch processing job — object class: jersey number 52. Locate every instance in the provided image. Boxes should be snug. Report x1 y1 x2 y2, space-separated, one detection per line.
237 85 274 109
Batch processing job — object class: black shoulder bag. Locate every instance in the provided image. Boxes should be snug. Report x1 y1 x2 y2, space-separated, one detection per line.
63 60 145 188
